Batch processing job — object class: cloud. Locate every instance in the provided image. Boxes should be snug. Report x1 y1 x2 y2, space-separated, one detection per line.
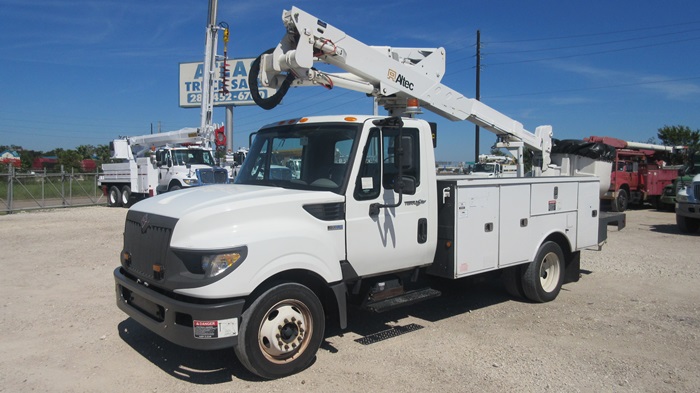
547 61 700 100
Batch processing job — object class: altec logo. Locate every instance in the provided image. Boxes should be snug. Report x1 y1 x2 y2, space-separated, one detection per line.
387 69 414 91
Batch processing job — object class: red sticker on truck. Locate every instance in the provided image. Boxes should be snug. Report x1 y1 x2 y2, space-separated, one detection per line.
194 318 239 339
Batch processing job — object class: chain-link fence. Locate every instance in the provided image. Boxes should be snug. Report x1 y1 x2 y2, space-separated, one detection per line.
1 164 105 214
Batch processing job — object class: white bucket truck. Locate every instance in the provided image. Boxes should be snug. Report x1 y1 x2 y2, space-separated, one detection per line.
98 127 229 207
114 6 624 378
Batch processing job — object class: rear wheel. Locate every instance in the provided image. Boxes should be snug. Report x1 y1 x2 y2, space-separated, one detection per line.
108 186 122 207
501 265 525 299
234 283 325 379
120 185 131 208
522 241 565 303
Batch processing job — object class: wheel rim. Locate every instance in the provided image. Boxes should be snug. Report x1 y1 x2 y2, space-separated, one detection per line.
539 252 561 293
257 299 313 364
109 190 118 204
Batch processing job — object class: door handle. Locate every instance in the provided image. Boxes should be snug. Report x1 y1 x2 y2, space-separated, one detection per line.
417 218 428 244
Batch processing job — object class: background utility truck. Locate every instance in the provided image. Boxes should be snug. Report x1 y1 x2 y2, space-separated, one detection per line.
676 173 700 233
584 136 680 212
114 6 624 379
469 154 518 177
98 128 229 207
661 153 700 210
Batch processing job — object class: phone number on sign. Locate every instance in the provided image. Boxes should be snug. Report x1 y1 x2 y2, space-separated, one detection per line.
187 90 267 104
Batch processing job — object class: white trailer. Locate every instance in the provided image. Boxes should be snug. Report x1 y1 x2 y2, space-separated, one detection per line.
113 6 625 379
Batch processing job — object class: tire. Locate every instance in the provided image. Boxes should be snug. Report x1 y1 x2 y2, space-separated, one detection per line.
522 241 565 303
120 185 131 208
234 283 325 379
169 184 181 192
676 215 700 233
501 265 525 299
611 188 628 212
108 186 122 207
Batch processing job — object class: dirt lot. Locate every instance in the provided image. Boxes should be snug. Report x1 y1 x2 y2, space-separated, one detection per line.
1 206 699 392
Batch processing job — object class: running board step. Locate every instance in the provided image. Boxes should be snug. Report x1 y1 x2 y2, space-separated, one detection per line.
364 288 442 313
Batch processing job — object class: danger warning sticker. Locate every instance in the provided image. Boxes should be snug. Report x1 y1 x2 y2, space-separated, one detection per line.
194 318 238 339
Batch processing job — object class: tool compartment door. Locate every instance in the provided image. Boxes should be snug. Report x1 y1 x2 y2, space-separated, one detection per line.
454 185 499 277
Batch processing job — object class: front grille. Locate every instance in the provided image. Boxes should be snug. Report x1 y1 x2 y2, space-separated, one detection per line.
198 169 214 184
123 211 178 281
214 169 227 183
197 168 228 184
694 184 700 199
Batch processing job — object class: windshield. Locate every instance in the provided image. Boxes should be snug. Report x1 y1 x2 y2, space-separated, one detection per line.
235 123 360 194
172 149 216 166
473 163 495 173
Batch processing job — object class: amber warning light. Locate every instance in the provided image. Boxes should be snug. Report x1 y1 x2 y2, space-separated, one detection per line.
405 98 422 116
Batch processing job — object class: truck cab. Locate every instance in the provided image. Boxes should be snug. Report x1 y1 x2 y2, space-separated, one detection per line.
154 146 228 192
233 115 438 277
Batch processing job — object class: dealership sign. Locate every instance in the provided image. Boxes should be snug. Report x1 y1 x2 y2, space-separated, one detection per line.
179 58 276 107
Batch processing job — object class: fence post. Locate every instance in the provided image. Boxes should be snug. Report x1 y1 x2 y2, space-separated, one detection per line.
70 167 74 205
61 165 66 206
42 167 46 207
7 164 13 213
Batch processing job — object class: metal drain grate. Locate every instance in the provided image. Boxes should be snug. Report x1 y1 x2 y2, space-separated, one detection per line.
354 323 424 345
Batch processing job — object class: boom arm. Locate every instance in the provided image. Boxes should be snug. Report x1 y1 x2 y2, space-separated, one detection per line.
126 127 203 147
254 6 552 173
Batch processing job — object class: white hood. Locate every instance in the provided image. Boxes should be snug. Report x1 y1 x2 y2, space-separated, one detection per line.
129 184 344 251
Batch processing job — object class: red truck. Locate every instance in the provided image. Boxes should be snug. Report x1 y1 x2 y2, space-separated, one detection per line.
585 136 678 212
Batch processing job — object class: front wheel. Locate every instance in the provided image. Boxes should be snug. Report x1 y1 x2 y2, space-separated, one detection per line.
522 241 565 303
235 283 325 379
676 215 700 233
611 189 628 212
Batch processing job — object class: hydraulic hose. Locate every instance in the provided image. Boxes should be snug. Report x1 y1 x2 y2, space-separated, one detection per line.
248 48 296 110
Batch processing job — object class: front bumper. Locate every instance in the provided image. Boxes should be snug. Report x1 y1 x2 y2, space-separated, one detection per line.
114 267 245 350
676 202 700 219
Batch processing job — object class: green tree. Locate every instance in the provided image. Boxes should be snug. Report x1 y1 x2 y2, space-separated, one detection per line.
657 125 700 165
20 149 42 172
94 144 112 164
75 144 96 159
58 149 82 171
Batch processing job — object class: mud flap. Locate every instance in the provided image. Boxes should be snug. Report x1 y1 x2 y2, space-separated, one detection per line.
564 251 581 284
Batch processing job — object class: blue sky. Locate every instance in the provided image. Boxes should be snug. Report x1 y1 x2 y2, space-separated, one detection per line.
1 0 699 161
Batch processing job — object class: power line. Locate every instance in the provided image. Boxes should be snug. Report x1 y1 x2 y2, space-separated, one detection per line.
485 36 700 66
484 75 700 99
484 20 700 44
486 28 700 55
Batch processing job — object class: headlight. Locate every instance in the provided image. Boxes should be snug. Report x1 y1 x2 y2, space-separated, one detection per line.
201 249 246 277
182 178 199 185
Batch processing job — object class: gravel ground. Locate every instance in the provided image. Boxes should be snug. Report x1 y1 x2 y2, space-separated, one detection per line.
1 206 699 392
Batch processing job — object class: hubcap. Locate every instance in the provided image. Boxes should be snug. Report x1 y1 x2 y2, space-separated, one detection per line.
539 252 561 293
258 300 312 363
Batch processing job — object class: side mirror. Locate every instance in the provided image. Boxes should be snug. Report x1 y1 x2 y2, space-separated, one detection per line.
394 176 416 195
